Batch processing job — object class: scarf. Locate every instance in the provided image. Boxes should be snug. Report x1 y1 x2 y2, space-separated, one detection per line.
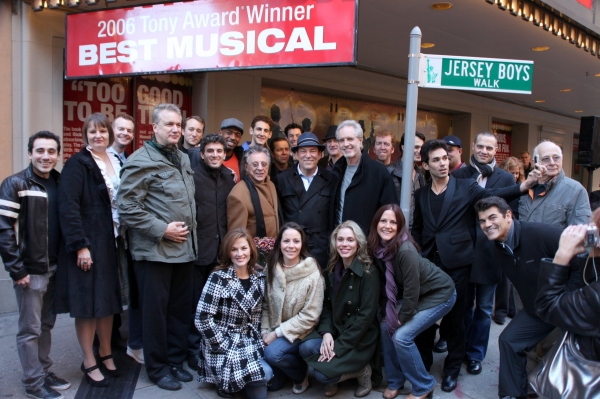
374 235 406 335
469 154 496 186
149 135 181 173
243 175 267 238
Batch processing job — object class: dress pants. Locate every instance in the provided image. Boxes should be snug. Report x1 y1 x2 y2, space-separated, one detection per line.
188 263 215 358
135 260 194 382
494 271 516 320
464 283 496 362
498 310 555 398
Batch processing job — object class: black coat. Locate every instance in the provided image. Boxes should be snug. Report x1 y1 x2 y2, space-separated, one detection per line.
412 176 522 269
276 166 337 268
54 148 121 318
192 158 236 265
452 165 516 283
490 220 582 317
332 151 398 235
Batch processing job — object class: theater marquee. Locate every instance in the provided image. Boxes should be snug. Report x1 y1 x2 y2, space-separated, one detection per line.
65 0 358 78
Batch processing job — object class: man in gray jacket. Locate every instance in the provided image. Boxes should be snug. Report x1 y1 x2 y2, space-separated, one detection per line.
518 140 591 228
118 103 197 391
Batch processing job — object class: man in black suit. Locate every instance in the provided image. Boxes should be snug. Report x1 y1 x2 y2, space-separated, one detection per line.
276 132 337 268
474 196 581 399
411 140 540 392
450 132 516 376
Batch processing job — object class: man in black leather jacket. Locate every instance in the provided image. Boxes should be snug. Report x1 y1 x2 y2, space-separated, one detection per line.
0 131 70 399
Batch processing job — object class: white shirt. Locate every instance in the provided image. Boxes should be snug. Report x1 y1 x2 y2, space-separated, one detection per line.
298 164 318 191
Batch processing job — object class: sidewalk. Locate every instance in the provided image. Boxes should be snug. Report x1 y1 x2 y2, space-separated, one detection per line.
0 312 506 399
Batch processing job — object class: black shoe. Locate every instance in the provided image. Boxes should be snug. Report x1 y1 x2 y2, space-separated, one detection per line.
433 338 448 353
467 360 482 375
156 374 182 391
217 388 235 398
44 372 71 390
493 316 506 325
80 363 109 387
441 375 457 392
187 354 200 371
170 366 193 382
96 353 120 378
26 385 64 399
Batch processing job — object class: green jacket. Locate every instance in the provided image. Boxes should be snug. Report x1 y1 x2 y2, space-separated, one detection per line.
305 257 382 384
117 142 197 263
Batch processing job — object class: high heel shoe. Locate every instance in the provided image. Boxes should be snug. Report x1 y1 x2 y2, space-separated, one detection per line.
96 353 120 378
80 362 109 387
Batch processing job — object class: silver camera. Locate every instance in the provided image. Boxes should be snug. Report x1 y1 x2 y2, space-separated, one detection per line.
585 225 599 247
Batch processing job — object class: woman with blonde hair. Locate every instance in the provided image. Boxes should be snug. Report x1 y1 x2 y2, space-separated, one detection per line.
499 156 525 184
299 221 380 397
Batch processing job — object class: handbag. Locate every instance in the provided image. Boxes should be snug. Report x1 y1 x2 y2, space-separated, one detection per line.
529 331 600 399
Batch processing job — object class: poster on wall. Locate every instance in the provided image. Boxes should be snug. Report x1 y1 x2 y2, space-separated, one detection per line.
492 122 512 164
62 77 133 162
65 0 357 78
134 74 193 148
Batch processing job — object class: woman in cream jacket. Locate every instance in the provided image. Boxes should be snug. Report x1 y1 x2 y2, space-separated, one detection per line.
261 222 324 394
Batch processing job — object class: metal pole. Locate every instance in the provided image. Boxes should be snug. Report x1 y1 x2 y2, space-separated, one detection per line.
400 26 422 222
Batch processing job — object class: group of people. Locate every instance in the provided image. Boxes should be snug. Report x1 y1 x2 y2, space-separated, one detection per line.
1 101 597 399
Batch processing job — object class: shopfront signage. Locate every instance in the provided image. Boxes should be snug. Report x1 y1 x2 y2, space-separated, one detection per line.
65 0 357 78
419 54 534 94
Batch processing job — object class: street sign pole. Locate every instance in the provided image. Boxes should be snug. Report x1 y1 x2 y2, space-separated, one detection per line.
400 26 421 222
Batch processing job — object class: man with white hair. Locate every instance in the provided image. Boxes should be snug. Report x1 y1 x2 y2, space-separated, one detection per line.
518 140 591 228
333 120 397 235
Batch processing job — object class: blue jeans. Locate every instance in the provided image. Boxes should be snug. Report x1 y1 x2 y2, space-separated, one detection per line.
298 338 341 385
382 291 456 396
464 283 496 362
243 359 273 399
264 337 307 384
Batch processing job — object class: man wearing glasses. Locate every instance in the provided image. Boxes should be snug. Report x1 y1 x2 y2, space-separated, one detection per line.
518 140 591 228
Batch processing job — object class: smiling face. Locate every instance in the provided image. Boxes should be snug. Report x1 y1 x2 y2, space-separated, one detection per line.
246 152 270 184
87 123 110 153
478 206 512 242
280 228 302 266
201 142 225 170
472 134 498 164
374 135 394 164
377 210 398 242
297 146 320 175
220 127 243 152
326 138 340 157
272 140 290 167
250 121 272 147
338 126 363 164
421 148 449 179
112 117 134 149
29 138 59 179
153 110 182 147
230 237 251 269
401 136 424 163
287 128 302 148
336 227 358 264
182 119 204 149
536 142 563 180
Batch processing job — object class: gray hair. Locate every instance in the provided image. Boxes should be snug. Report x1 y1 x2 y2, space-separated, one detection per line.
152 103 182 124
336 120 363 140
533 140 563 158
244 145 271 164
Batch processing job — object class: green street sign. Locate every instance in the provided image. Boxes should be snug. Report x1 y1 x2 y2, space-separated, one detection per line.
419 54 534 94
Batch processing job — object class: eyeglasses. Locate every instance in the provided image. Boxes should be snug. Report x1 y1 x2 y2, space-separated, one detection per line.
250 162 269 169
539 155 562 165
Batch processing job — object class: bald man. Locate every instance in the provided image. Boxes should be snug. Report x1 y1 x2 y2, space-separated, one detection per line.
518 140 591 228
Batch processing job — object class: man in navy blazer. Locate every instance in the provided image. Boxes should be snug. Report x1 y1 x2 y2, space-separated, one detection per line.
451 132 516 376
411 139 540 392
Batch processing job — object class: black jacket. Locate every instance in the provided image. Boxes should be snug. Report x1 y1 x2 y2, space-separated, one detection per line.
536 257 600 360
452 164 516 283
0 165 60 280
276 165 337 268
192 158 236 265
332 151 398 235
412 176 522 269
490 220 582 317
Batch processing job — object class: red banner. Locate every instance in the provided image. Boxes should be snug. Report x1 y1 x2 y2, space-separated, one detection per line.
62 77 133 162
495 131 512 164
576 0 593 9
134 75 193 149
65 0 357 78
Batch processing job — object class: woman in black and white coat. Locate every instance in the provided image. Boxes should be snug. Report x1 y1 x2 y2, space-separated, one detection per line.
195 228 273 399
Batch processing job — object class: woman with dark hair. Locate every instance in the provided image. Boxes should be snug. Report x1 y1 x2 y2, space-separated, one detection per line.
261 222 324 394
299 221 380 398
195 228 273 399
55 112 124 387
367 204 455 399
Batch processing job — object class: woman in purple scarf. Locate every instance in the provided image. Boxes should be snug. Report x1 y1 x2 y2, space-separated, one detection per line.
367 204 456 399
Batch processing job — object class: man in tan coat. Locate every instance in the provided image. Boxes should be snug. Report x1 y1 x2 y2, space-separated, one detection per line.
227 146 279 238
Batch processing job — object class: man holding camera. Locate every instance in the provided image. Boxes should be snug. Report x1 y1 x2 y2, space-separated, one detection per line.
475 196 582 399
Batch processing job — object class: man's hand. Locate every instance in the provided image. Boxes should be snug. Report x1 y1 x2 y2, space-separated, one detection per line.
164 222 189 242
77 247 93 271
318 333 336 362
14 275 30 288
553 225 588 266
520 166 542 191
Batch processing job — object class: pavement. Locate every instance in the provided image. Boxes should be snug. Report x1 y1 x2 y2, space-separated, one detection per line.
0 311 508 399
